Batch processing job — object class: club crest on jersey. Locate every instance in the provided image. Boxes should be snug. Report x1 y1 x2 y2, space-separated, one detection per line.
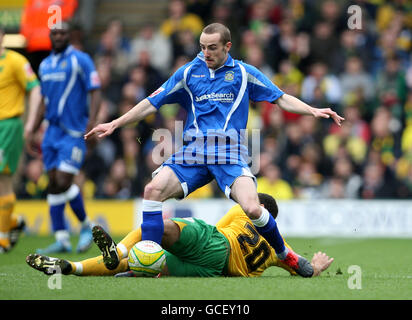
150 87 165 98
60 61 67 69
224 71 234 82
24 63 35 77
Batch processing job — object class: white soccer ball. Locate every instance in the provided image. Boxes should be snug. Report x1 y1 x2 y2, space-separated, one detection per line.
128 240 166 277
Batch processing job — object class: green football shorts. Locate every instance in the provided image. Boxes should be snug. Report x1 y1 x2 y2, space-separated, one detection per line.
165 217 230 277
0 117 23 175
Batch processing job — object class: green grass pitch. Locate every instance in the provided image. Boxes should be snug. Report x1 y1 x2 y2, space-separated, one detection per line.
1 235 411 300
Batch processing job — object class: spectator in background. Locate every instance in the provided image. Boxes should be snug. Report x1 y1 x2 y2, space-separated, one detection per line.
267 59 304 124
375 54 408 121
400 165 412 198
323 105 370 167
272 59 304 92
95 19 130 82
320 176 346 199
160 0 204 38
278 121 306 183
307 21 339 70
171 29 199 62
301 62 342 108
332 30 371 74
246 0 276 47
134 51 164 94
208 1 241 55
102 158 132 199
18 159 48 199
370 28 404 77
396 111 412 184
119 127 140 183
123 65 149 104
95 55 122 105
293 160 323 199
340 56 375 106
244 45 275 79
375 6 411 69
266 19 297 72
358 161 401 199
330 157 362 199
317 0 346 35
129 23 172 77
369 106 402 169
257 163 294 200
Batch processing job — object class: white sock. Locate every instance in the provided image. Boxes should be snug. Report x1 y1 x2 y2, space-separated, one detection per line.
81 217 91 228
55 230 71 248
73 262 83 275
0 231 10 239
250 207 270 227
142 199 163 211
117 243 128 259
66 184 80 201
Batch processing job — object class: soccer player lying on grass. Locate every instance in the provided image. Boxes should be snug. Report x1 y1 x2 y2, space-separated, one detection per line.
26 193 333 278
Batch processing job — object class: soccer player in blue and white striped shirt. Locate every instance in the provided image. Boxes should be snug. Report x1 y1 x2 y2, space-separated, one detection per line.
85 23 344 276
25 22 101 254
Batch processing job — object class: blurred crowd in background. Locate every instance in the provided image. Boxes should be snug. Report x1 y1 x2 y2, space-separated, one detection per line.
17 0 412 201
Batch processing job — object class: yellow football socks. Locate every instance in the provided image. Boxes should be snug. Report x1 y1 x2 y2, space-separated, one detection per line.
118 228 142 256
0 193 16 248
69 256 129 276
68 228 142 276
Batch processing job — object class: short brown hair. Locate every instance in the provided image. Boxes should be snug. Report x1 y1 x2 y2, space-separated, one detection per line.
202 23 231 44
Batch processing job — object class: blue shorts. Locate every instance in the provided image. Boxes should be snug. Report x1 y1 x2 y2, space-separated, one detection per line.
41 125 86 174
153 161 256 199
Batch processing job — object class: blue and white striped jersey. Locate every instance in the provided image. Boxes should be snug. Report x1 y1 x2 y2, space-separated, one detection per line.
148 52 284 164
39 45 100 137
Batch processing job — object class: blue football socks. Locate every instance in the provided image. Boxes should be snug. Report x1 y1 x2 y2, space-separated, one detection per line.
141 199 164 244
47 193 67 232
67 184 87 223
252 207 288 260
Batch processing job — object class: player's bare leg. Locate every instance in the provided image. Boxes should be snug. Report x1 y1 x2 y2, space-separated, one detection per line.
143 166 184 201
230 176 262 219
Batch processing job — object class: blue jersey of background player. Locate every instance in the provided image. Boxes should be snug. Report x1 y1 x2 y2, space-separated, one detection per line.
85 23 344 277
25 22 101 254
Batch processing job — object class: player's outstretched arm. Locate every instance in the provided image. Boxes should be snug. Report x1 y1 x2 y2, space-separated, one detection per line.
310 251 334 277
84 98 157 140
274 93 345 127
